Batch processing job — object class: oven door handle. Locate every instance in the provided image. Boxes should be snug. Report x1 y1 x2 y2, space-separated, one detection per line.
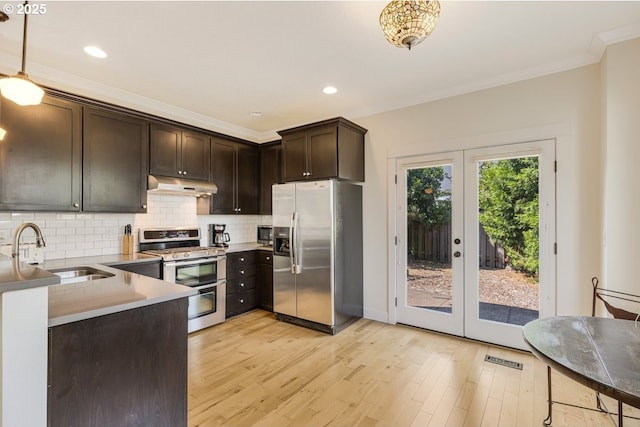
164 256 224 268
193 279 226 292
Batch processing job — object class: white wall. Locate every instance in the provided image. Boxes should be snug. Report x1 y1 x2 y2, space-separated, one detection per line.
0 194 271 259
602 38 640 302
357 61 606 321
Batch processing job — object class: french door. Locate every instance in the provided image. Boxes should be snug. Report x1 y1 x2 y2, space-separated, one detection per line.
395 140 555 350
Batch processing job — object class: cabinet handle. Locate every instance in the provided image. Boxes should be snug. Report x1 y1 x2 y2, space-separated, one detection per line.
238 207 241 212
240 299 244 304
183 171 187 176
177 170 182 175
72 202 79 208
142 204 147 209
240 257 245 261
266 256 270 261
240 270 244 275
240 283 245 287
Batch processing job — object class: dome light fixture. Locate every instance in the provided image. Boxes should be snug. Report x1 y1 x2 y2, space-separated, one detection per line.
379 0 441 50
0 1 44 106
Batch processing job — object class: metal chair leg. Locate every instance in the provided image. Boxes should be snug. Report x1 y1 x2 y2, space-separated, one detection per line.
619 400 623 427
544 366 553 426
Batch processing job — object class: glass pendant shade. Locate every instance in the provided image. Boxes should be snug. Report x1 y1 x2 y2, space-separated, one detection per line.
380 0 441 50
0 2 43 106
0 72 44 106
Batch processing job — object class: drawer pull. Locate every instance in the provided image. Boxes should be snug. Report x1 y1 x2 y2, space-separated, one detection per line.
240 257 245 262
266 256 270 261
240 283 245 287
240 270 244 275
240 299 244 304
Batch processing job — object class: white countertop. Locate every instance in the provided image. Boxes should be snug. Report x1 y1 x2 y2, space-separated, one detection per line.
226 243 273 253
46 262 196 327
0 257 60 292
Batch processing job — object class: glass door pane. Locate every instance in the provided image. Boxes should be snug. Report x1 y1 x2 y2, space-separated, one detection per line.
476 156 540 326
406 165 453 313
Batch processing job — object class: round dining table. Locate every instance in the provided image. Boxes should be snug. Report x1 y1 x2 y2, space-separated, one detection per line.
523 316 640 426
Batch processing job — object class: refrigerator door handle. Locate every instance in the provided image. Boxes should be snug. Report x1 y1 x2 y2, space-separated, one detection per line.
292 211 301 274
289 212 296 274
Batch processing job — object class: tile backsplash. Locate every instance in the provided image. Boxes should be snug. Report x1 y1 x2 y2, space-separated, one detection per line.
0 193 271 260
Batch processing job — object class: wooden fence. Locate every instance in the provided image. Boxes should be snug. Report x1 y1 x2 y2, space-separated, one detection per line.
407 222 505 268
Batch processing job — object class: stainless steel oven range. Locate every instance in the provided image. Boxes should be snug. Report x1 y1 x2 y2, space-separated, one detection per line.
139 227 226 333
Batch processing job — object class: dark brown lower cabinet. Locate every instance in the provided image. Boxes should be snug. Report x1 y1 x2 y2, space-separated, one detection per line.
226 251 257 317
257 250 273 311
48 298 188 427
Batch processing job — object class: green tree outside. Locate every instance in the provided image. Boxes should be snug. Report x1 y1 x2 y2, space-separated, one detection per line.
406 166 451 225
478 157 539 276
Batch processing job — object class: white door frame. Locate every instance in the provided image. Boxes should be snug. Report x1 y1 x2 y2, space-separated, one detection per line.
388 139 556 350
463 140 556 350
394 152 465 336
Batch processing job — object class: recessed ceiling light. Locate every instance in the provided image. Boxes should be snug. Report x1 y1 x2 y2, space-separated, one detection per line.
250 111 263 116
323 86 338 95
84 46 108 59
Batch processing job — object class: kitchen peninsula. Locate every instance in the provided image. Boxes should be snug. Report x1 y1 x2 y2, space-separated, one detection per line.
0 255 196 427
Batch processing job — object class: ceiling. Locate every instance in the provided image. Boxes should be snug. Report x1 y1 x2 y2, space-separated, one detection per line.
1 1 640 143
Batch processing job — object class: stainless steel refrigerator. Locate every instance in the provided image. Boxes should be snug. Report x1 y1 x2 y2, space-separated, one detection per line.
272 180 363 334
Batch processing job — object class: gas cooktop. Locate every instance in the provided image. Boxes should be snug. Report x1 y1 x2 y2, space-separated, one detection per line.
139 227 225 261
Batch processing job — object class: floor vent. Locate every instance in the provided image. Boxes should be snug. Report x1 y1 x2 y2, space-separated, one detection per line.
484 354 523 370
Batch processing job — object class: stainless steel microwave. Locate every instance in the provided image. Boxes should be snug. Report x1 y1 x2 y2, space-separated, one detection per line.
257 225 273 246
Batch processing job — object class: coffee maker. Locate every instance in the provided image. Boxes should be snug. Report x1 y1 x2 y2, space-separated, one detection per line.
209 224 230 248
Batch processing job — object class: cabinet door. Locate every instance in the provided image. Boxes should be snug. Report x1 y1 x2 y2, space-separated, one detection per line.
0 95 81 211
307 125 338 179
209 138 236 214
236 145 259 214
259 144 281 214
83 108 149 212
181 131 210 181
150 124 181 178
281 132 307 182
257 259 273 311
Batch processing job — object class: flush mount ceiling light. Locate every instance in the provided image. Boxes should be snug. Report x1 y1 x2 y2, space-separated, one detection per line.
322 86 338 95
84 46 108 59
0 1 44 106
379 0 441 50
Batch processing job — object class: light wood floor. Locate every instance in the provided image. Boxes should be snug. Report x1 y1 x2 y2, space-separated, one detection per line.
188 310 640 427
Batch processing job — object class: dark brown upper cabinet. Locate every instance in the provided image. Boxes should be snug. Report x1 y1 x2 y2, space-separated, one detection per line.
278 117 367 183
82 107 149 213
198 137 259 215
0 95 82 211
150 123 210 181
259 142 282 215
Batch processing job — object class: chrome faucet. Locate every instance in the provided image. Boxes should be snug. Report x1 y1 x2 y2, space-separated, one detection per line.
12 222 46 258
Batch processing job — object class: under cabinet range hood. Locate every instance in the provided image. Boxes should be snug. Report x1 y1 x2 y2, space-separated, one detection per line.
147 175 218 196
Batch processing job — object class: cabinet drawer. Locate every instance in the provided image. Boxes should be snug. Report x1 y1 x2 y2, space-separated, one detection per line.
256 251 273 264
227 263 256 280
226 290 257 317
227 276 256 294
226 251 256 266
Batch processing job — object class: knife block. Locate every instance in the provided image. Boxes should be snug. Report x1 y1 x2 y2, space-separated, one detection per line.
122 235 134 255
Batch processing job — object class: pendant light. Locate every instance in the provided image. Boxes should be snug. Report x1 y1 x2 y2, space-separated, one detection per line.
0 1 44 106
380 0 441 50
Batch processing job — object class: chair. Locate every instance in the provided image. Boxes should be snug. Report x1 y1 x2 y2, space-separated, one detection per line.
543 277 640 426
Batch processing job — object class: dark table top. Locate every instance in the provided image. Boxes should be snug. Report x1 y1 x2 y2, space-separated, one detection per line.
523 316 640 408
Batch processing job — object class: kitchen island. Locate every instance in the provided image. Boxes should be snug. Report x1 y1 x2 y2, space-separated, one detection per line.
0 255 196 427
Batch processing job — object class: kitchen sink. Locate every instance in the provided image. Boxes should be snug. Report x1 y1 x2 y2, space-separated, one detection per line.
47 267 115 285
